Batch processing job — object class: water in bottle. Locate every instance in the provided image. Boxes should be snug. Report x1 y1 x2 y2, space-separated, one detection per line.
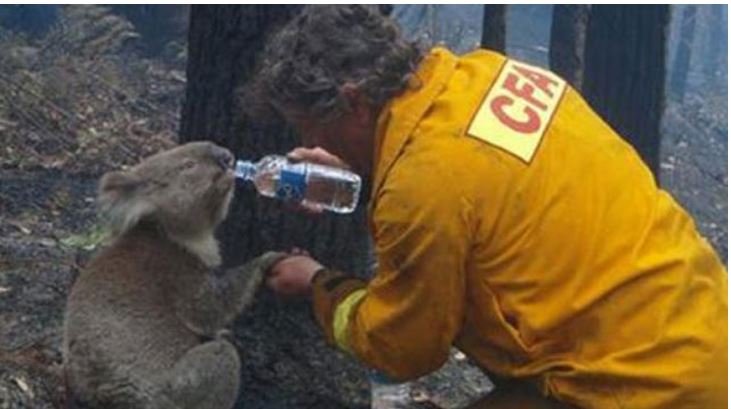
234 155 361 214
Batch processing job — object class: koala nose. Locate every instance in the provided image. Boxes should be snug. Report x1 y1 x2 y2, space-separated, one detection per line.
212 145 235 169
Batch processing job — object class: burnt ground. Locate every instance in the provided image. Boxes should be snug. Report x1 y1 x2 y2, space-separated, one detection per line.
0 27 727 409
0 97 726 409
0 170 96 409
660 94 728 263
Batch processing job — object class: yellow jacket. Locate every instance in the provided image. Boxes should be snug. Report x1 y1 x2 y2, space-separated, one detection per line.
311 48 728 408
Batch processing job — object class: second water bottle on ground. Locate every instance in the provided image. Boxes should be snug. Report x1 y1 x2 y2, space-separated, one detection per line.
234 155 361 214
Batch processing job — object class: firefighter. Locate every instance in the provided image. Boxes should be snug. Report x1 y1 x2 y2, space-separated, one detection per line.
247 5 728 408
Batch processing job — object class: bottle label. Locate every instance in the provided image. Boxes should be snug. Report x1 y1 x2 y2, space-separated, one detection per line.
276 166 306 202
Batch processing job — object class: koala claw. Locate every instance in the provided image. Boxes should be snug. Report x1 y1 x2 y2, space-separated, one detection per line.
215 329 235 343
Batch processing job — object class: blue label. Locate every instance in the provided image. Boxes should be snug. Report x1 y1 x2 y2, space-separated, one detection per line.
276 166 306 202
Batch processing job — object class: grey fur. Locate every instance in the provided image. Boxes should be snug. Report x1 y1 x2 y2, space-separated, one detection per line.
63 142 287 409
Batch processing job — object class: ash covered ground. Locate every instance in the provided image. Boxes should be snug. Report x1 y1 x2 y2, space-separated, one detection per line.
0 5 726 409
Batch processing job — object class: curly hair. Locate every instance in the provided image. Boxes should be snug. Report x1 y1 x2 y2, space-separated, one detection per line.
245 5 423 122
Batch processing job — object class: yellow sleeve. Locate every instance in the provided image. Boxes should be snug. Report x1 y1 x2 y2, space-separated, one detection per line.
313 157 472 381
311 268 367 345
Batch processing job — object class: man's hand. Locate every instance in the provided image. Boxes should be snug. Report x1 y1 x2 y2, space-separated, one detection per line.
286 147 350 215
287 146 350 169
266 252 324 298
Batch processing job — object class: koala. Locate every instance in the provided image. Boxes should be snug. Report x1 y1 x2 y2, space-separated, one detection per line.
63 141 285 409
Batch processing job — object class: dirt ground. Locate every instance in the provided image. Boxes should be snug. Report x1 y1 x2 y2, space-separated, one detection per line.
0 24 726 409
0 99 726 409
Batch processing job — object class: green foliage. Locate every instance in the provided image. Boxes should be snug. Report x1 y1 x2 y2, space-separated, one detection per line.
60 224 110 251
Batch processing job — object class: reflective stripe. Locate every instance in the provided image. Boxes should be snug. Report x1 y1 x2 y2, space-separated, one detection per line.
333 289 367 353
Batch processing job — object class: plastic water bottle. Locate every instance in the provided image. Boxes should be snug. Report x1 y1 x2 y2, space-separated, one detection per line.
369 370 412 409
234 155 361 214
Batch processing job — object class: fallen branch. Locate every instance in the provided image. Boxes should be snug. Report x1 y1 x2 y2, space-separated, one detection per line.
88 71 177 122
0 117 18 128
0 70 78 126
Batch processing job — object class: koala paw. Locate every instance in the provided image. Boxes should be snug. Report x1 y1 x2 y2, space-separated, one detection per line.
255 251 290 272
215 329 235 343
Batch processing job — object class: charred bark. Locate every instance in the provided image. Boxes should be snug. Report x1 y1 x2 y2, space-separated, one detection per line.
669 5 696 101
703 4 726 86
582 5 670 178
481 5 506 53
549 5 590 88
181 5 371 408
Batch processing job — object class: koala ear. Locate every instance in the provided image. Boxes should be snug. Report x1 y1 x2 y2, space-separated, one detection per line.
98 170 153 236
99 171 140 194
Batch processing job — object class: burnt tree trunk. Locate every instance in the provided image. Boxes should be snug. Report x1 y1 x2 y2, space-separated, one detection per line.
481 5 506 53
582 5 670 178
669 5 696 101
549 5 590 89
180 5 371 408
703 4 726 86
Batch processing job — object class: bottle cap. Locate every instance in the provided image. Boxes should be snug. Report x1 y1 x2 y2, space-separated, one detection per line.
234 160 256 180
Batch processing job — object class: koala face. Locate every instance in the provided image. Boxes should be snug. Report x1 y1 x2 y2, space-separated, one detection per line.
98 142 237 238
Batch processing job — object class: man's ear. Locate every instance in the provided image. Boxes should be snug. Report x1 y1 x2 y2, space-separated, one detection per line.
341 83 371 125
97 170 153 236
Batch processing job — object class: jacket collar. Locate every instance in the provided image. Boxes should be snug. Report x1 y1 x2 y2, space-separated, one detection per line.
368 47 458 211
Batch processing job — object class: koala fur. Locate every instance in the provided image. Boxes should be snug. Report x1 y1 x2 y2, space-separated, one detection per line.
63 142 285 409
